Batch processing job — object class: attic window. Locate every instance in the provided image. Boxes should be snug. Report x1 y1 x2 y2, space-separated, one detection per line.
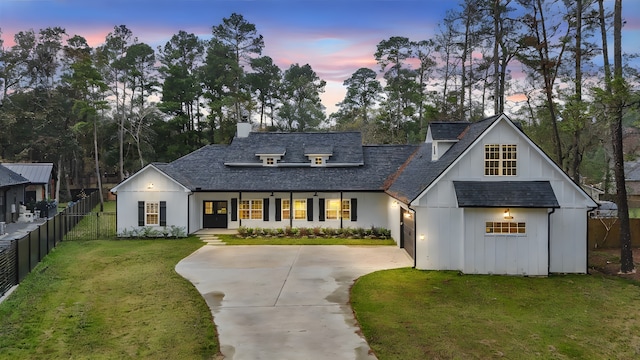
484 144 517 176
259 155 282 166
309 155 329 167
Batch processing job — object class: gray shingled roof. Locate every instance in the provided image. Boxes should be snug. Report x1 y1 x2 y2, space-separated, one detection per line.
386 115 501 203
158 133 417 192
0 164 30 188
429 122 471 140
453 181 560 208
223 132 364 165
625 160 640 181
2 163 53 184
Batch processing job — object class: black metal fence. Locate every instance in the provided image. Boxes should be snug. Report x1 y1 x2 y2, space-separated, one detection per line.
0 191 115 298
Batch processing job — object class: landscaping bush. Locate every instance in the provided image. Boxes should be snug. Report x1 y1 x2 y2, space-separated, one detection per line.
233 226 391 240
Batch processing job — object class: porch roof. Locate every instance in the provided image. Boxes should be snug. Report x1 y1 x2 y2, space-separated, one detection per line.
453 181 560 208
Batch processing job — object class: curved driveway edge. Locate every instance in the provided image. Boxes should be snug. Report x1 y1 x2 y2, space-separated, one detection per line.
176 245 413 360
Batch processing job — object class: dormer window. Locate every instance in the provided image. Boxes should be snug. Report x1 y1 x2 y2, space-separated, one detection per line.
259 155 282 166
310 156 328 167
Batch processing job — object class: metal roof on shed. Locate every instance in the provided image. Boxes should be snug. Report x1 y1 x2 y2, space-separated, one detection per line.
2 163 53 184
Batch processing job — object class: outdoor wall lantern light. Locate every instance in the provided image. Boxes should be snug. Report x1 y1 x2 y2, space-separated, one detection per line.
147 183 154 190
391 201 398 208
504 208 513 220
419 234 425 241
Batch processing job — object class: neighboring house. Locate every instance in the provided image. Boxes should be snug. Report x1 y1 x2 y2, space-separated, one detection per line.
625 159 640 208
111 114 597 275
0 164 29 223
2 163 54 203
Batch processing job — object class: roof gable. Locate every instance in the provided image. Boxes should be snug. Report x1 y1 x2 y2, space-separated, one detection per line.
386 115 500 203
0 164 30 188
110 163 191 193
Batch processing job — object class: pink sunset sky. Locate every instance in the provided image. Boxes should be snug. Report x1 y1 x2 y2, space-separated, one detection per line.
1 0 639 115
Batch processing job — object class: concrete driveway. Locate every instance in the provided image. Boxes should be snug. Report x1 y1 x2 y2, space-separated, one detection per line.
175 245 413 360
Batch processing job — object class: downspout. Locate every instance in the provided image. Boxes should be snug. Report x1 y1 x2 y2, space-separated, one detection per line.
547 208 555 275
408 204 417 269
289 192 293 228
187 191 193 235
239 192 242 228
340 192 343 229
586 206 597 274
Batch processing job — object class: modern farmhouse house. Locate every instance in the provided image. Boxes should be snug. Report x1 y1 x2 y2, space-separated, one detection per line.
111 114 597 275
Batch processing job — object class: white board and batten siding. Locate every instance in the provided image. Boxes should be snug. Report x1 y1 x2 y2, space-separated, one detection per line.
412 118 595 275
111 166 190 234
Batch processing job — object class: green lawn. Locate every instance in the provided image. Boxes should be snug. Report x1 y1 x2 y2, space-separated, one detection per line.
0 238 219 359
217 234 396 245
351 269 640 360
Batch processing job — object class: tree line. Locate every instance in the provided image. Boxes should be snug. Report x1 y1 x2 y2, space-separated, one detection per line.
0 0 638 202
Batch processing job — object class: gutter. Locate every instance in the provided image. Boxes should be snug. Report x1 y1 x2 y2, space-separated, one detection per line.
223 162 364 167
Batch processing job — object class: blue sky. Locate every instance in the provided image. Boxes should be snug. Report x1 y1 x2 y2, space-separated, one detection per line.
1 0 639 113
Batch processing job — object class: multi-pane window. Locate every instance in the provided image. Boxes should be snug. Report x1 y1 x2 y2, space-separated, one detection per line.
294 199 306 220
326 200 340 220
239 200 263 220
326 199 351 220
204 201 214 215
146 202 159 225
282 199 291 219
341 200 351 220
485 144 517 176
485 222 526 234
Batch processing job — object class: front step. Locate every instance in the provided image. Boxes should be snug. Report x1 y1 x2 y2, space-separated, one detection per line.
197 235 226 245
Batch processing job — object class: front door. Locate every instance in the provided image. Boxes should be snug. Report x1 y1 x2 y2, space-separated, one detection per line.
203 201 228 228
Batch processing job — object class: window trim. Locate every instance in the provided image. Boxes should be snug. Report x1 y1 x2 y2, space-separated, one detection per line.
484 144 517 176
146 201 160 226
282 199 291 220
485 221 526 235
293 199 307 220
239 199 263 220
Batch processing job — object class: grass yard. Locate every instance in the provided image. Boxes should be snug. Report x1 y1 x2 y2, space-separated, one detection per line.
0 238 219 359
351 269 640 360
217 234 395 245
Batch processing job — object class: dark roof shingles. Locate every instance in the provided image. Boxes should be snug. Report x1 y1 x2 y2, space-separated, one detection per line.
162 133 416 192
453 181 560 208
0 164 30 188
387 115 501 203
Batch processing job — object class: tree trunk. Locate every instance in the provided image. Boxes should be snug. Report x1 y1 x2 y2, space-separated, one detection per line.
94 115 104 212
613 0 633 273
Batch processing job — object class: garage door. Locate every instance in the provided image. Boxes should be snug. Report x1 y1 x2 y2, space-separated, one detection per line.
400 208 415 259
